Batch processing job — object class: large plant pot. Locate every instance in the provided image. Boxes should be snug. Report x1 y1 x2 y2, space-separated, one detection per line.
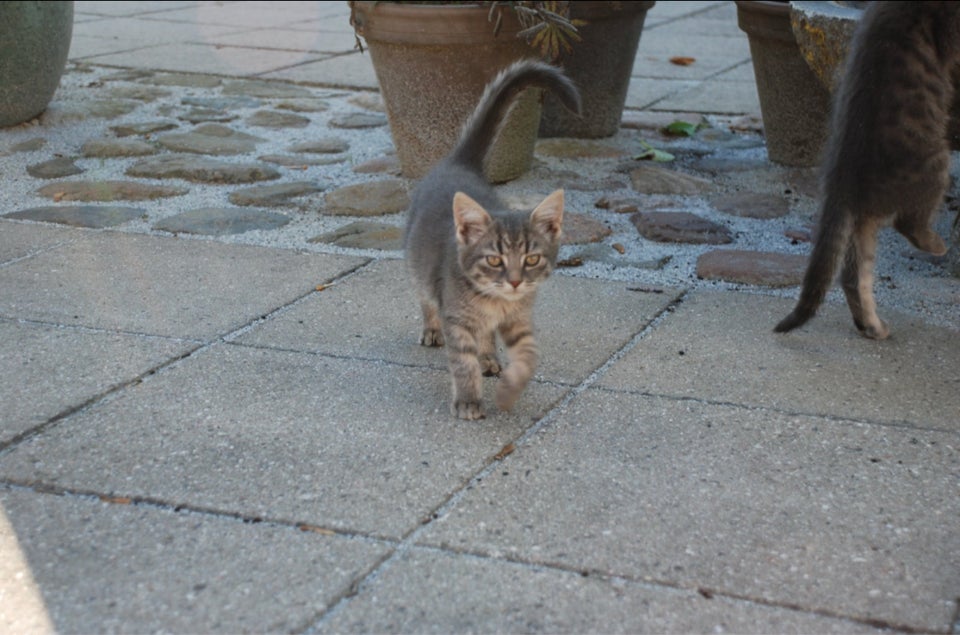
736 0 830 167
0 1 74 128
539 1 655 138
350 1 543 183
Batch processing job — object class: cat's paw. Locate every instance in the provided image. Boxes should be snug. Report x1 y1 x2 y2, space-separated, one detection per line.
452 399 485 420
479 353 501 377
495 380 522 413
858 318 890 340
420 328 444 347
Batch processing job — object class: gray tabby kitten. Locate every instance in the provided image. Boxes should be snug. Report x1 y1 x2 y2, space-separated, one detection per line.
405 60 581 420
776 1 959 339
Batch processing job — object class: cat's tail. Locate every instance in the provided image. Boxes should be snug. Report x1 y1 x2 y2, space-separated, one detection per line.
774 193 853 333
451 60 581 172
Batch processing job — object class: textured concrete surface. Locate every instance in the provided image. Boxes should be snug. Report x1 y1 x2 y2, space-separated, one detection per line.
1 2 958 634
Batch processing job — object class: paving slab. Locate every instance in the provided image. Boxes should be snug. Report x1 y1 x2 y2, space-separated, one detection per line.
597 290 960 430
418 390 960 632
261 52 378 90
0 220 74 263
237 259 683 385
0 321 192 446
0 487 390 634
320 547 886 634
83 42 326 76
0 345 566 540
0 232 365 339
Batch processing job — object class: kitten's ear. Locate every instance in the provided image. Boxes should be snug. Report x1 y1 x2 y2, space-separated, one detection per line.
530 189 564 239
453 192 493 246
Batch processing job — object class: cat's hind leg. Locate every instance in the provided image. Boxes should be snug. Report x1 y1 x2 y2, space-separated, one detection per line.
478 330 501 377
840 217 890 339
417 297 444 347
444 322 485 420
894 212 947 255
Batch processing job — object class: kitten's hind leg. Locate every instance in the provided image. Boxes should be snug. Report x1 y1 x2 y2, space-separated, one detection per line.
418 299 444 347
478 330 501 377
444 323 485 420
841 218 889 339
894 214 947 255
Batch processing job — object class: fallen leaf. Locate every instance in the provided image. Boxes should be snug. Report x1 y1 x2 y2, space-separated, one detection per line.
556 256 583 267
663 120 701 137
670 56 696 66
99 495 133 505
53 192 65 202
612 243 626 254
297 523 335 536
494 442 516 461
635 141 675 162
627 286 665 294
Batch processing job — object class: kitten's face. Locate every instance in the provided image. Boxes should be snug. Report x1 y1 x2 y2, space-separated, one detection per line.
464 229 555 300
453 190 564 301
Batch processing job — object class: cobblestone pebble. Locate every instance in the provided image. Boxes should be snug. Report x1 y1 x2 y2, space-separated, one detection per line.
329 112 388 129
221 80 313 99
153 207 291 235
309 221 403 250
4 205 144 228
630 211 732 244
560 213 613 245
26 157 84 178
709 192 789 219
157 124 264 155
246 110 311 129
323 179 409 216
37 180 187 202
126 154 280 184
629 164 714 195
289 138 349 154
110 121 178 137
228 182 324 207
81 138 158 158
695 249 808 287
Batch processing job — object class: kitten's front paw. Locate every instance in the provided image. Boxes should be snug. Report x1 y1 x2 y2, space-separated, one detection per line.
858 318 890 340
420 328 444 347
452 400 485 420
495 380 522 413
479 353 501 377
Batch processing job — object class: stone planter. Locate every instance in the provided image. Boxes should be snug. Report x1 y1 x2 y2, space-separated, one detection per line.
539 1 655 139
736 0 830 167
350 1 543 182
0 1 74 128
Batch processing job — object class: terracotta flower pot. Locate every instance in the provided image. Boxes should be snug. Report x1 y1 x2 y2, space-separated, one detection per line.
736 0 830 167
0 1 74 128
350 1 543 182
539 1 655 138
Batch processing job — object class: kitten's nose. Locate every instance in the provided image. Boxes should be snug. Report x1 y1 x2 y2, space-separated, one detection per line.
508 280 521 289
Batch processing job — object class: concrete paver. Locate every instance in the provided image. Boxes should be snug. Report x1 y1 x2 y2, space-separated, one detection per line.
598 291 960 430
419 389 960 631
1 487 390 633
1 1 958 633
319 548 887 634
0 232 365 339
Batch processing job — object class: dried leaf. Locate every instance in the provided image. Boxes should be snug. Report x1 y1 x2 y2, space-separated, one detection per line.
556 256 583 267
670 56 696 66
53 192 65 202
612 243 626 254
297 523 336 536
99 495 133 505
494 442 516 461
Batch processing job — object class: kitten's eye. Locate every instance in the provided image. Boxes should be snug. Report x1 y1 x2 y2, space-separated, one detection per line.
486 255 503 267
524 254 541 267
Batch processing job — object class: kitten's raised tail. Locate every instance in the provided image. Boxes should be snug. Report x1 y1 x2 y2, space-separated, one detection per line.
451 60 581 172
774 193 853 333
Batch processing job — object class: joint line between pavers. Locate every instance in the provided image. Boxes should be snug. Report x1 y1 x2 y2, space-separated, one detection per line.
585 383 960 436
